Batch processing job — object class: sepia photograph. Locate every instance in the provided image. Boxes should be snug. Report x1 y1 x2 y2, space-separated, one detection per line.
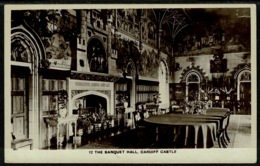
4 4 257 163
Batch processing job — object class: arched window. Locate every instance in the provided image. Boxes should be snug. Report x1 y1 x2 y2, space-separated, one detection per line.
11 38 33 63
186 73 201 101
237 70 251 101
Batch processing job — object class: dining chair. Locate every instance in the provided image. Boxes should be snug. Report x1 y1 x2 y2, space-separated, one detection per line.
11 132 33 150
11 137 33 150
223 111 232 143
133 111 145 129
93 123 102 141
217 111 231 148
133 105 158 147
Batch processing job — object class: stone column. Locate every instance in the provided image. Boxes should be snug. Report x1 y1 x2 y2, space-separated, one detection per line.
158 29 163 58
80 10 87 39
107 12 113 57
77 10 89 72
139 16 143 52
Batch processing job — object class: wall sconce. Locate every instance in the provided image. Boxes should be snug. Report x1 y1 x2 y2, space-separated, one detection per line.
215 95 219 100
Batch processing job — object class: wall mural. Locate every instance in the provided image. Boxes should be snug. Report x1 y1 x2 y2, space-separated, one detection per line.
87 38 108 73
173 8 250 56
116 38 141 74
11 34 34 63
210 49 228 73
139 49 159 78
116 37 159 79
12 10 77 69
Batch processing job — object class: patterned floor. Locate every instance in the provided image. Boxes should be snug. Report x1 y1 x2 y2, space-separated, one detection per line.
78 115 252 149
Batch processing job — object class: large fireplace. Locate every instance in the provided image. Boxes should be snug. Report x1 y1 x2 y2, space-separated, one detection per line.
69 79 114 117
84 95 107 112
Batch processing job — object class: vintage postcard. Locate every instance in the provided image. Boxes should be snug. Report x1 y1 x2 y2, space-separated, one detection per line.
4 4 257 163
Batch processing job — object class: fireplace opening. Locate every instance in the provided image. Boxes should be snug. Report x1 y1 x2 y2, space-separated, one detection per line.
83 95 107 113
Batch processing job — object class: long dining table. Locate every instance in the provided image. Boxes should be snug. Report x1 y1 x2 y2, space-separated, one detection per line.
144 108 230 148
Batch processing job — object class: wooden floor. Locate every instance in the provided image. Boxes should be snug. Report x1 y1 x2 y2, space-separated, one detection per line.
76 114 252 149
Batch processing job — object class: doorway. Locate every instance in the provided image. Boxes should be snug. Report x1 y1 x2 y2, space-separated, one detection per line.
158 61 169 108
237 70 251 115
186 73 200 101
11 67 30 140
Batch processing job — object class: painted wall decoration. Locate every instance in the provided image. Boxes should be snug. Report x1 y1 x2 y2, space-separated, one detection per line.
70 72 120 82
116 38 141 73
12 10 77 69
116 9 140 39
115 37 160 79
11 35 33 63
139 49 159 78
43 33 72 68
173 8 250 56
210 49 228 73
87 38 108 73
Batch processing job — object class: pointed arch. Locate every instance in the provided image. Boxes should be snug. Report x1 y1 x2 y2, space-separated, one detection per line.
232 63 251 80
87 36 108 73
180 65 207 83
11 22 45 149
124 59 138 79
180 66 207 101
123 59 137 110
11 23 46 68
158 59 169 108
235 69 251 101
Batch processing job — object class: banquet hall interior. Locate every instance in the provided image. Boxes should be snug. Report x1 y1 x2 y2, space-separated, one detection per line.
8 8 252 150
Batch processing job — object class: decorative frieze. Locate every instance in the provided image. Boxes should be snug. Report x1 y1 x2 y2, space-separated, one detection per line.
70 72 120 82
